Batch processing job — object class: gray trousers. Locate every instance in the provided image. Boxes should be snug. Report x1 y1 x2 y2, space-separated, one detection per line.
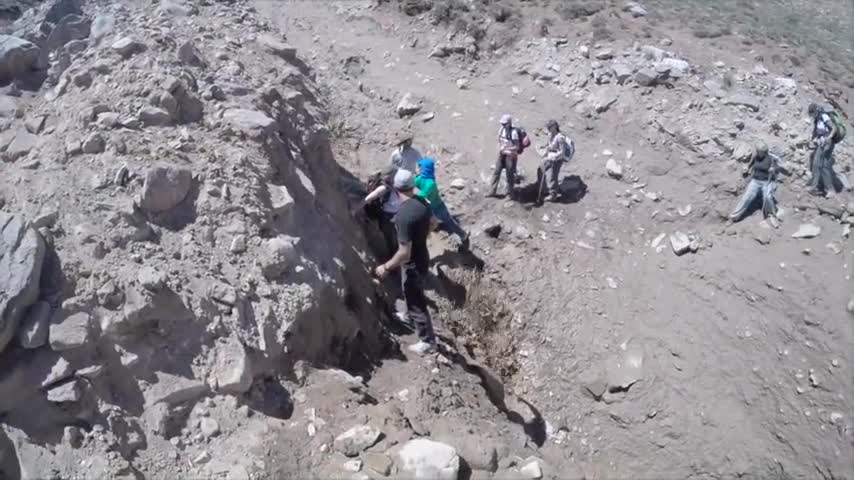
490 152 517 197
537 158 564 197
730 179 776 221
808 140 837 193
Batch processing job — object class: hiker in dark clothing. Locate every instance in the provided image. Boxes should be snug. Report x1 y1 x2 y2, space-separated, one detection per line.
806 103 840 197
374 169 437 355
729 141 780 226
364 166 400 261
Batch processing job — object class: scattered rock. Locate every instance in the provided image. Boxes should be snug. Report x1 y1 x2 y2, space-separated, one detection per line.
111 36 146 58
138 266 167 291
139 166 193 213
520 458 544 479
396 439 459 480
47 380 81 403
229 235 247 254
612 63 632 84
791 223 820 239
754 230 771 245
773 77 797 97
731 142 755 162
483 222 502 238
90 14 115 44
364 452 392 476
634 67 659 86
641 45 667 61
25 114 47 134
455 78 470 89
137 106 173 126
210 335 253 394
396 92 422 117
223 109 276 132
333 425 381 457
343 459 363 473
588 89 618 113
606 159 623 179
421 111 435 122
0 214 46 354
624 2 648 17
49 312 93 351
669 232 691 256
17 301 52 349
63 426 83 448
5 131 39 161
159 0 196 16
725 94 761 112
0 35 40 81
655 57 690 78
81 132 106 154
594 49 614 60
256 34 297 61
200 418 220 438
450 178 466 190
178 40 206 67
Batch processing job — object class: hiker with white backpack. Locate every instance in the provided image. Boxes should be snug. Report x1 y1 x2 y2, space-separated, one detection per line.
536 119 575 203
487 114 530 200
806 102 847 197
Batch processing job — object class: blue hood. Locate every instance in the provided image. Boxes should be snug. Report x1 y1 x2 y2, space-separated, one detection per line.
417 157 435 180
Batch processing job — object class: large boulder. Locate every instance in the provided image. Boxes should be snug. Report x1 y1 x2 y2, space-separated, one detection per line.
0 214 46 354
396 92 422 117
38 14 91 68
256 34 297 61
138 166 193 213
0 35 40 82
396 439 460 480
45 0 83 24
223 109 276 133
210 335 253 394
49 311 93 351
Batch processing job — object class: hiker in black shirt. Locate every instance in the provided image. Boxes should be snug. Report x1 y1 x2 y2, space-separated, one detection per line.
374 169 436 354
729 141 780 226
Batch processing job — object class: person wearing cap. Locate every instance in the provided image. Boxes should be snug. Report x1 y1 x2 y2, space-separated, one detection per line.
806 102 840 197
374 169 437 355
389 130 422 173
537 119 575 203
488 114 520 199
729 140 780 226
415 157 469 249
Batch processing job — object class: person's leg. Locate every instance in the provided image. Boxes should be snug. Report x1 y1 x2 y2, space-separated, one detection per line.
760 180 777 217
378 213 398 261
403 269 435 347
489 153 506 196
434 203 467 240
729 179 761 222
824 143 839 194
549 159 563 198
806 147 819 189
506 153 518 198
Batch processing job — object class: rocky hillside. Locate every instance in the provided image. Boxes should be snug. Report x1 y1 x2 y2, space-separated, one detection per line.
0 0 416 478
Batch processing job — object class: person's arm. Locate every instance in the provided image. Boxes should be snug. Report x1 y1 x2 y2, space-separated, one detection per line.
364 185 388 203
827 115 838 141
379 241 411 275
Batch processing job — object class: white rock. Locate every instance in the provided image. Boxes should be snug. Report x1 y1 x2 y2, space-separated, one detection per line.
396 92 422 117
595 49 614 60
396 439 460 480
520 458 543 479
343 459 363 472
49 312 93 351
625 3 648 17
731 142 755 162
256 34 297 60
651 233 666 249
82 132 106 154
655 57 690 78
111 36 146 58
641 45 667 61
47 380 81 403
450 178 466 190
223 109 276 132
455 78 470 89
334 425 381 457
200 418 220 438
773 77 797 97
606 159 623 179
579 45 590 58
634 67 659 86
211 335 253 394
669 232 691 256
791 224 821 239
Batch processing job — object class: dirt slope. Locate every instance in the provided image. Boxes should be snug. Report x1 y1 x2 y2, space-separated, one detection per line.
259 0 854 478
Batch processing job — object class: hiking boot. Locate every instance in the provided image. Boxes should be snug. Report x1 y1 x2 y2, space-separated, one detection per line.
767 216 780 229
407 340 436 355
485 190 498 198
544 193 559 203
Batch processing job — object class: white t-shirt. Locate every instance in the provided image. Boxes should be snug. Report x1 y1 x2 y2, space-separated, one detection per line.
389 146 422 173
815 113 832 138
546 132 574 162
498 126 520 152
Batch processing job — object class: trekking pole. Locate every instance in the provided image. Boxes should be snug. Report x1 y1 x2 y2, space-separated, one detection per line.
537 158 548 205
